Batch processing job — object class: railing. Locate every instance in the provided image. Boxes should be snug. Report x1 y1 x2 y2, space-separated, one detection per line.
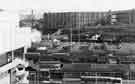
81 76 122 84
0 58 28 73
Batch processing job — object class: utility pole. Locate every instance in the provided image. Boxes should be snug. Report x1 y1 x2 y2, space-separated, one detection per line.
31 9 34 28
78 11 81 44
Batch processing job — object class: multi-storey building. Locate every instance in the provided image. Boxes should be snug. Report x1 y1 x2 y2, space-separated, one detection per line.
43 12 107 29
112 9 135 24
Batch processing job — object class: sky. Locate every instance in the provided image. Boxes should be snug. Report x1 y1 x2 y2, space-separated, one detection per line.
0 0 135 11
0 0 135 15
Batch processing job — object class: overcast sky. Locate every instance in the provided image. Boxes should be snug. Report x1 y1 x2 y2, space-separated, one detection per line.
1 0 135 12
